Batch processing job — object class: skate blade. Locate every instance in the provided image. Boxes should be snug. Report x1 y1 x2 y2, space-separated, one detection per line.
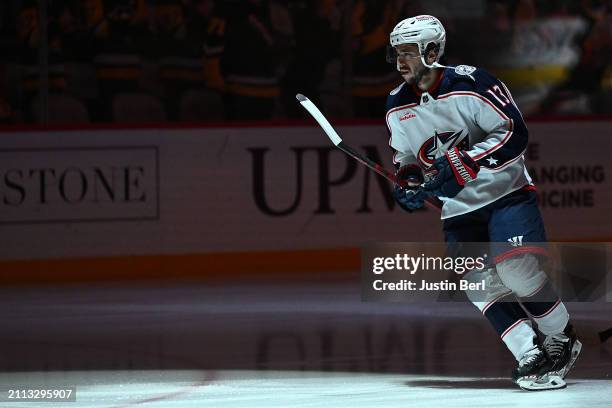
517 374 566 391
560 339 582 379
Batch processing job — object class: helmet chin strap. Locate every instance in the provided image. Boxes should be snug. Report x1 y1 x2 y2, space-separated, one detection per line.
421 56 446 69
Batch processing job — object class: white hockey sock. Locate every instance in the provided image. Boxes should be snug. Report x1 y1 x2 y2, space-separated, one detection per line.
531 300 569 336
502 319 537 361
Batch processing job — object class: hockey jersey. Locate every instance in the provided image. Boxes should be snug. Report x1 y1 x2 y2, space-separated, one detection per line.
385 65 533 219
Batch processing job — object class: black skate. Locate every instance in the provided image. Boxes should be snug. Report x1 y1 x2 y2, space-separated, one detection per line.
512 343 565 391
543 323 582 379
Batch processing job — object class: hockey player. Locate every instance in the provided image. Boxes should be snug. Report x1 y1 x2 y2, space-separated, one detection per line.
385 15 581 390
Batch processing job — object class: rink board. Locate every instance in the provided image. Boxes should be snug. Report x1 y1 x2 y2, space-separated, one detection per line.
0 122 610 281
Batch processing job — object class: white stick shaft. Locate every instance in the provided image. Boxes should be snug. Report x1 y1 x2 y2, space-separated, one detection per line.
295 94 342 146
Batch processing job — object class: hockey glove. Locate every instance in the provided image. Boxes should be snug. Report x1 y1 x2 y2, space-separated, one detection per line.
423 147 480 198
393 164 428 212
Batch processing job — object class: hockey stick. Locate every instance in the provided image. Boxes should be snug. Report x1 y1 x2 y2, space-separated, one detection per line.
296 94 442 211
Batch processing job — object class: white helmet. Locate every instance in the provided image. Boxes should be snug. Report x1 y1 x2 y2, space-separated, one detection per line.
389 15 446 69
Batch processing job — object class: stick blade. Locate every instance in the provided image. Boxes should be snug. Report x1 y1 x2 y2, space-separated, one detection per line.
295 92 343 146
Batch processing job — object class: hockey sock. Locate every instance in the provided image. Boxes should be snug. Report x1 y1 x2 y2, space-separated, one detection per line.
519 281 569 336
482 295 537 361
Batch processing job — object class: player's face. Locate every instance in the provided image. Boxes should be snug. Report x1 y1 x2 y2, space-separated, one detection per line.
395 44 425 84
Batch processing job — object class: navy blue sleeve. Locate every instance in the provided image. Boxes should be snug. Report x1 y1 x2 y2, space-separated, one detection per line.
466 69 529 170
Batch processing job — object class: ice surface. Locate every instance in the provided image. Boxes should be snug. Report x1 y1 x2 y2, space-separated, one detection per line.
1 370 611 408
0 283 610 407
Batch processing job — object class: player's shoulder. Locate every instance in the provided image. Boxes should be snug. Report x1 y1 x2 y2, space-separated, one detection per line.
386 82 418 112
443 65 501 94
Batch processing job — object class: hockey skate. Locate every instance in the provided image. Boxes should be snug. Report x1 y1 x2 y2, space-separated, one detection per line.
512 343 566 391
543 323 582 379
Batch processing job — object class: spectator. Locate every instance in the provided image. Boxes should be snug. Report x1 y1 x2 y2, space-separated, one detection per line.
539 0 611 113
17 0 68 121
350 0 404 118
197 0 225 94
145 0 205 120
281 0 341 118
221 0 286 120
87 0 149 121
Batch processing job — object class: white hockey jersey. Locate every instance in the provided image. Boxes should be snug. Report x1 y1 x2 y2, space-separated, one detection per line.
385 65 534 219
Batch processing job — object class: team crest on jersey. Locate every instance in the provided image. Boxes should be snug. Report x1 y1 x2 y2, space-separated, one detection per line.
417 130 469 168
455 65 476 76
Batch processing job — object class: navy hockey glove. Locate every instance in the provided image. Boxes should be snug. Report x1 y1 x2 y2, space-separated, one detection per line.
423 147 480 198
393 164 428 212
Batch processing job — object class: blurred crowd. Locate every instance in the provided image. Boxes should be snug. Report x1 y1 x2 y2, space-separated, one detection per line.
0 0 609 125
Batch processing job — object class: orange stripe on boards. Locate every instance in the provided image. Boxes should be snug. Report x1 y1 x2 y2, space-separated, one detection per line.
0 248 360 285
